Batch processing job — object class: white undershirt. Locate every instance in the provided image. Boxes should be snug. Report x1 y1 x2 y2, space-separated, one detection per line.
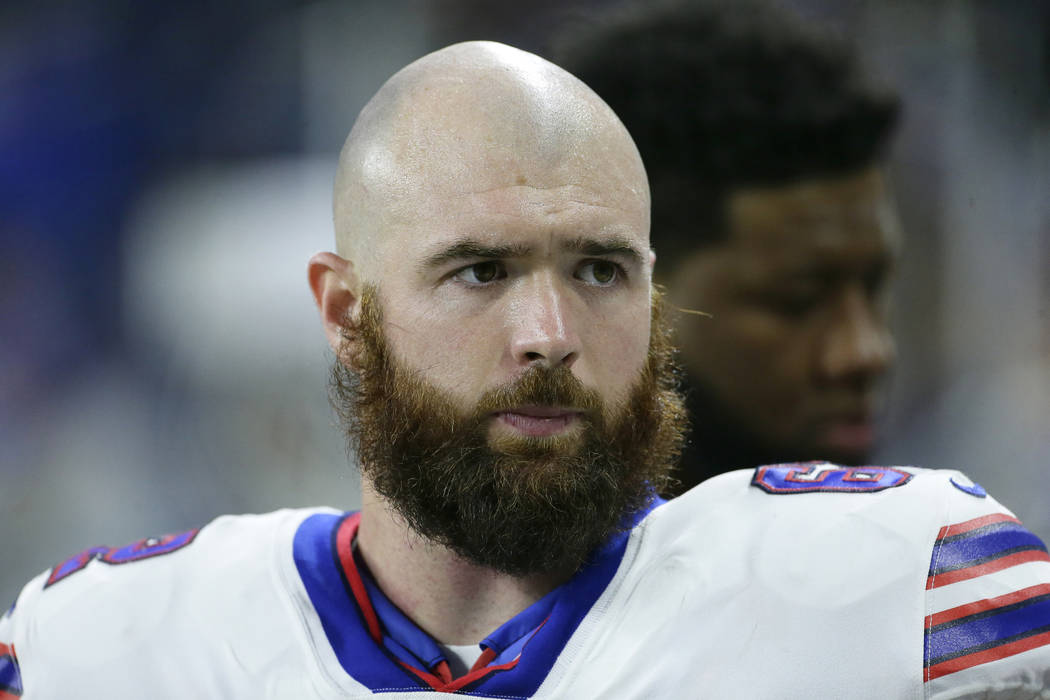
439 642 481 678
351 538 482 678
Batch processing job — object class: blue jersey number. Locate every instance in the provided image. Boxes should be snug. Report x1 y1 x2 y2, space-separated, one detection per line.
751 462 913 494
45 529 199 588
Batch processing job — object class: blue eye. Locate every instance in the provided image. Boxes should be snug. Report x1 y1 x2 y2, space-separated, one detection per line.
453 261 506 285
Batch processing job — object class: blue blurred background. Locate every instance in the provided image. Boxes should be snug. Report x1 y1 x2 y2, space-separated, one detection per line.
2 0 1048 603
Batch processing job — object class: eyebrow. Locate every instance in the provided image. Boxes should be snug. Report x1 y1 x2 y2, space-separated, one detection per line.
783 249 898 277
562 235 646 265
418 234 646 272
419 240 533 271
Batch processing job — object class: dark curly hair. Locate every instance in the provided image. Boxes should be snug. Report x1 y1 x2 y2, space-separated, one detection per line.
553 0 901 260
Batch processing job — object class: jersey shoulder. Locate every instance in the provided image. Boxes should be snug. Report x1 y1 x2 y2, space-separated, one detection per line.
0 506 337 698
659 462 1045 576
28 507 332 598
650 463 1050 696
671 462 1015 521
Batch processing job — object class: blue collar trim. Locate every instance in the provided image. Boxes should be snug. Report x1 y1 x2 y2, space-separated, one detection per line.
356 549 561 671
292 498 662 694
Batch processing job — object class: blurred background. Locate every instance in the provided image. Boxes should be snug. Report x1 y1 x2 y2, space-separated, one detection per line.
1 0 1047 603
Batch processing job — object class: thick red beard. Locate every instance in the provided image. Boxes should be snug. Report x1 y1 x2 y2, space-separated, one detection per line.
329 285 687 576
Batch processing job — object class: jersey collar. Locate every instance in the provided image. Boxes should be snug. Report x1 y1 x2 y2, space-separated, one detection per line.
292 498 662 695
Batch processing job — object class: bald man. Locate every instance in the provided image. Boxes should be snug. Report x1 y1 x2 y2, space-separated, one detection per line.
4 42 1050 699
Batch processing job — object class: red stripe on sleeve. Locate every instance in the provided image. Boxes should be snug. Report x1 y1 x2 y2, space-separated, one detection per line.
926 550 1050 590
935 513 1021 542
926 629 1050 681
927 583 1050 628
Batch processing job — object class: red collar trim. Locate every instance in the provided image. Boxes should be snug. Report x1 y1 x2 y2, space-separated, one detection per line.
333 513 527 691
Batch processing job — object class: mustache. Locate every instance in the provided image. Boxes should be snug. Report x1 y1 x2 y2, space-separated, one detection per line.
473 364 604 419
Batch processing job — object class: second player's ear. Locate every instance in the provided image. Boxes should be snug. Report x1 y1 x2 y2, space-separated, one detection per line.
308 251 360 352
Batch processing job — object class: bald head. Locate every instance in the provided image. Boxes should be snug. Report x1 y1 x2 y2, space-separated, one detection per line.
333 41 649 277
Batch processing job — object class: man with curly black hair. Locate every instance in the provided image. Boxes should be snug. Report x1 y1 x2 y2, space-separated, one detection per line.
558 0 902 492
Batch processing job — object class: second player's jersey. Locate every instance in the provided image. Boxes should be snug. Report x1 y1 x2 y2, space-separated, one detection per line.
3 465 1049 698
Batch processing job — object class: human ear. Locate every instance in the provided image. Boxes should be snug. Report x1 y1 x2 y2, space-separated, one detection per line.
307 251 360 352
648 248 666 285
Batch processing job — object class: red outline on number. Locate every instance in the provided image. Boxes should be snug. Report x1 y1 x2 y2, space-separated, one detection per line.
44 547 109 588
753 465 913 494
101 530 199 565
44 529 200 588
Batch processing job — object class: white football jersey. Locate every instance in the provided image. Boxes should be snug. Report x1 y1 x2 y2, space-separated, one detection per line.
2 464 1049 699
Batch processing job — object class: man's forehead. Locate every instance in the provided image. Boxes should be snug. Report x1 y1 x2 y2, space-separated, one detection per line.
676 171 895 286
334 41 649 273
727 223 898 277
725 170 898 249
374 104 642 206
414 229 649 266
360 46 620 181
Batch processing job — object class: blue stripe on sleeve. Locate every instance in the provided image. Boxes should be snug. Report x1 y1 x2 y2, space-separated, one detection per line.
926 595 1050 665
929 523 1047 575
0 652 22 695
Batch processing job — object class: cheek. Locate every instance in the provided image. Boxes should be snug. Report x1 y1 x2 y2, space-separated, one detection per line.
583 303 651 401
687 307 813 399
686 314 819 441
382 301 501 398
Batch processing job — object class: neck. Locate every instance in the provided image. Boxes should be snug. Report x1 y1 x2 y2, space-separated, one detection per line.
355 481 568 645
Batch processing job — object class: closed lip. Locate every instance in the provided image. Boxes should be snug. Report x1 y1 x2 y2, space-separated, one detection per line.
493 406 584 437
494 405 583 418
818 414 877 452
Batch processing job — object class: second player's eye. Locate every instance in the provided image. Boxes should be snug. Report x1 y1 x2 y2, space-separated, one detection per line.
453 261 506 285
577 260 621 286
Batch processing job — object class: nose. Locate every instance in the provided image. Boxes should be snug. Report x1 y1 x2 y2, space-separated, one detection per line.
508 273 580 369
817 286 895 385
